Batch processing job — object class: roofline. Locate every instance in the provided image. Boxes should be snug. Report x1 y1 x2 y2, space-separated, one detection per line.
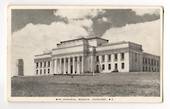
60 37 86 43
143 52 160 57
35 52 51 57
97 41 129 47
87 37 109 42
59 37 108 44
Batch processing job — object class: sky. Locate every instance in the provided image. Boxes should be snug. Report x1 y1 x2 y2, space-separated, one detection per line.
11 8 162 76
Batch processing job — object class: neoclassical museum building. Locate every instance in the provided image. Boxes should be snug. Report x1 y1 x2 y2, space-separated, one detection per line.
34 37 160 76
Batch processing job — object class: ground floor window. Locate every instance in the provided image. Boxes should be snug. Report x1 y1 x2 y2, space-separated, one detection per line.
44 69 46 74
115 63 118 70
40 69 42 75
36 70 38 75
108 64 111 70
96 65 99 72
48 69 50 74
102 64 105 70
121 63 125 69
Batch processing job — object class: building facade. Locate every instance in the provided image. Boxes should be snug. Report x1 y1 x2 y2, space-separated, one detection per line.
34 37 160 76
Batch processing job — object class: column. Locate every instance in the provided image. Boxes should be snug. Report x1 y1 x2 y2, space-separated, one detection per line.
81 56 84 74
55 58 58 74
73 57 75 74
92 55 95 74
53 59 56 74
49 60 52 75
105 55 107 72
77 56 80 74
68 57 71 74
63 58 66 74
52 60 54 74
59 58 61 74
61 58 63 74
111 54 114 71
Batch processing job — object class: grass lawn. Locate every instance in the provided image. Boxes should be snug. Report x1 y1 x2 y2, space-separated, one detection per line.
11 72 160 97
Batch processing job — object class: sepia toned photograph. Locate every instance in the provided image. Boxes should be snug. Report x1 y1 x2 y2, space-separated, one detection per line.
7 5 163 102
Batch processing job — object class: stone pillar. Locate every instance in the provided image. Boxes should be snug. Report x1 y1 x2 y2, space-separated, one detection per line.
63 58 66 74
59 58 61 74
53 59 56 74
81 56 84 74
111 54 114 71
68 57 71 74
55 58 58 74
52 59 54 74
50 60 52 75
73 57 75 74
77 56 80 74
92 55 95 74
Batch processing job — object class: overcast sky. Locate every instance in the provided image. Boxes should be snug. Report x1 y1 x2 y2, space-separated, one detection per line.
11 8 162 76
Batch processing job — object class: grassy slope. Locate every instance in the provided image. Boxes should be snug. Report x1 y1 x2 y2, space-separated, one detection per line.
11 72 160 97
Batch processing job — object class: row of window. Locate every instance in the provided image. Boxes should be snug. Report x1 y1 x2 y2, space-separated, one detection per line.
60 56 82 63
143 66 159 72
143 58 159 66
36 61 50 68
36 69 50 75
96 53 125 62
101 63 125 71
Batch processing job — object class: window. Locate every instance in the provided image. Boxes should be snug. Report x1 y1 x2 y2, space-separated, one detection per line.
145 58 147 64
40 62 42 68
102 64 105 70
154 60 156 66
157 61 159 66
148 58 150 65
121 53 124 60
115 63 118 70
102 55 105 62
135 53 137 62
40 69 42 74
44 61 46 67
114 54 118 61
48 61 50 67
36 70 38 75
48 69 50 74
36 62 38 68
108 54 111 62
96 56 99 62
44 69 46 74
121 63 125 69
108 64 111 70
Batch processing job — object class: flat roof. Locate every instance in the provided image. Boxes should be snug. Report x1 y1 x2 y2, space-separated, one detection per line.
143 52 160 57
60 37 108 44
99 41 128 47
35 52 51 57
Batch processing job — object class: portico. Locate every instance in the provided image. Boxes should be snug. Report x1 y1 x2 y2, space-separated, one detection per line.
53 56 84 75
